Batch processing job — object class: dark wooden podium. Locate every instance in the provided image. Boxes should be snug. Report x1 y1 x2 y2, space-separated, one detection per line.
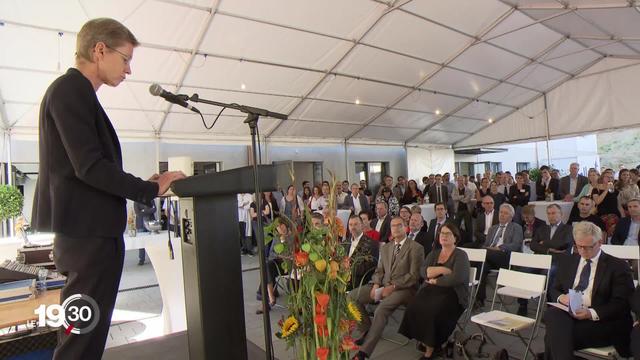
171 164 283 360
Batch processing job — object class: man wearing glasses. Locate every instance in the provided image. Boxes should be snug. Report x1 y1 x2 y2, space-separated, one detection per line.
544 222 634 359
32 18 185 359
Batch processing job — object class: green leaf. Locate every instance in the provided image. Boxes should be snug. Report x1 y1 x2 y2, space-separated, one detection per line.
309 252 319 262
0 185 23 220
301 243 311 253
274 243 285 254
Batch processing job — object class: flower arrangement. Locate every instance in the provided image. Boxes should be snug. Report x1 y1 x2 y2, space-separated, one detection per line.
0 185 23 220
266 176 363 359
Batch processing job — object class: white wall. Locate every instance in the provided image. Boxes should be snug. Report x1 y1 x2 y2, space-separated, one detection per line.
406 147 455 181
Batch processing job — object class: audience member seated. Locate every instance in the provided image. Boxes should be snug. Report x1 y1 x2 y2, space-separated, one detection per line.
371 202 391 242
496 171 510 198
401 179 424 205
311 212 324 230
476 204 523 306
393 175 407 201
398 224 469 360
567 196 606 242
256 220 294 315
451 175 475 243
350 217 424 360
375 175 394 197
508 172 530 220
522 170 537 202
376 187 400 217
345 215 379 291
544 222 634 359
611 198 640 246
489 180 507 211
335 183 348 209
344 183 369 215
595 172 622 238
617 169 640 216
469 195 499 249
428 174 449 205
359 210 380 242
399 206 412 233
558 162 589 202
425 202 455 253
408 212 430 256
530 204 573 256
536 166 560 201
475 177 491 213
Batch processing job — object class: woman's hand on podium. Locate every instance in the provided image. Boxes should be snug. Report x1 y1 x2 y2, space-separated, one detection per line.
152 171 187 195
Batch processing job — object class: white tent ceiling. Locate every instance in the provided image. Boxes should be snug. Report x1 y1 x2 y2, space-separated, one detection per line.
1 0 640 146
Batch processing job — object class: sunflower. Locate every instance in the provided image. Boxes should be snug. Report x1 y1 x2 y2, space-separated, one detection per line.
280 316 300 338
347 301 362 323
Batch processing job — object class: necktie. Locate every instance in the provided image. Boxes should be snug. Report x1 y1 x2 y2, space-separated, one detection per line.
394 243 401 257
437 186 442 203
490 225 506 247
408 232 415 240
575 259 592 292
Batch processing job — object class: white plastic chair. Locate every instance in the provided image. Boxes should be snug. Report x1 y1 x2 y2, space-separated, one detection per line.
459 248 487 326
471 269 547 360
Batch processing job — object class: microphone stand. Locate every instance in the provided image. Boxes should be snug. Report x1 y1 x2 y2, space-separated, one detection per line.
188 94 287 360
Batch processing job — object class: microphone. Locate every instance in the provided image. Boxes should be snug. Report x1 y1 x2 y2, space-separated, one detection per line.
149 84 201 114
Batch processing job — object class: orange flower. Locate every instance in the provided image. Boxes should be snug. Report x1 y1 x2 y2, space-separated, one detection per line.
315 292 330 313
316 347 329 360
340 336 358 352
328 260 340 279
314 314 327 327
294 251 309 267
316 325 329 337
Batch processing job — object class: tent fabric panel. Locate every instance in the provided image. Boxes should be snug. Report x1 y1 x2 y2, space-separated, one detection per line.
454 97 547 147
421 68 497 98
522 10 608 38
0 0 90 31
0 70 58 103
362 10 471 64
0 26 76 72
539 39 602 73
455 102 513 121
308 75 407 107
431 117 488 134
483 12 565 58
291 100 380 124
335 45 440 87
182 56 324 97
449 42 529 79
270 120 361 138
179 87 300 116
104 109 163 132
372 110 437 129
97 82 168 112
479 83 540 107
351 126 419 142
200 14 353 70
217 0 385 39
508 63 568 91
394 91 467 115
577 8 640 38
401 0 510 37
412 130 468 145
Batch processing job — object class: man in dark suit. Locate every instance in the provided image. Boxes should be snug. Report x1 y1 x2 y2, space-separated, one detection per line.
544 222 634 359
477 204 523 304
530 204 574 256
343 183 370 215
407 213 430 256
558 162 589 201
31 18 185 360
350 217 424 360
425 202 454 253
371 201 391 243
469 195 499 248
536 166 560 201
346 215 379 290
428 174 449 204
611 198 640 246
630 286 640 359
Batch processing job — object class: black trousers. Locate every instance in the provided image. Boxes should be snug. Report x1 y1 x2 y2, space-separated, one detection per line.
52 233 125 360
631 325 640 359
476 249 510 302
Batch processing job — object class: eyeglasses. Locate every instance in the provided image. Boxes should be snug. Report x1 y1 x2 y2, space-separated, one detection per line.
440 231 453 236
105 45 131 66
574 242 597 251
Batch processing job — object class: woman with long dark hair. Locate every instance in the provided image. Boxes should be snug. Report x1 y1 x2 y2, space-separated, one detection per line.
401 179 424 205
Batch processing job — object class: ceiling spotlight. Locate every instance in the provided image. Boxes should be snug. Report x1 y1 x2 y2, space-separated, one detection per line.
488 118 494 123
355 98 360 105
435 109 441 115
241 83 246 90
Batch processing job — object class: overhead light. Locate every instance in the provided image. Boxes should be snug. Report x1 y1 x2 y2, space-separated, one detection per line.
241 83 246 90
488 118 494 123
435 109 441 115
355 98 360 105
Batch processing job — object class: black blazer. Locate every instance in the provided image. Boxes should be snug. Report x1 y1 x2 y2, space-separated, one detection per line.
370 216 391 243
428 184 449 204
536 178 560 200
344 234 379 290
530 223 573 255
472 210 500 248
33 68 158 238
611 217 640 245
410 229 431 257
508 184 531 207
550 252 634 353
342 194 369 214
558 175 589 199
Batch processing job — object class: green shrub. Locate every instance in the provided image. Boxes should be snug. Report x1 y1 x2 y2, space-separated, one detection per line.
0 185 24 220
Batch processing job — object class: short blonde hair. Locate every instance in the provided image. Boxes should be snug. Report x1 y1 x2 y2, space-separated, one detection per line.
76 18 139 62
572 221 602 245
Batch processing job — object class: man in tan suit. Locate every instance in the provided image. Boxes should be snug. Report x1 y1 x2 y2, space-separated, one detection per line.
350 217 425 359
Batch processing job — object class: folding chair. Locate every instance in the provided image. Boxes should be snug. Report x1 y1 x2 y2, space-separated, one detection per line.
471 269 547 360
497 253 552 309
459 248 487 326
572 244 639 359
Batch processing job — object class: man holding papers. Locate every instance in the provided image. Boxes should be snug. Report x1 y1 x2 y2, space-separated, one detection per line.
544 221 634 359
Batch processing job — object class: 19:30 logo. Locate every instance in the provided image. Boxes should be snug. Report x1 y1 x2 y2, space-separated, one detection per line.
34 294 100 334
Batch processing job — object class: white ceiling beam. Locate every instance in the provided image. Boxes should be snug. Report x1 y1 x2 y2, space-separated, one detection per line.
571 10 640 55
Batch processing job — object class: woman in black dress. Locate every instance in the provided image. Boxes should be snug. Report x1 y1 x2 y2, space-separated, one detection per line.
398 223 470 359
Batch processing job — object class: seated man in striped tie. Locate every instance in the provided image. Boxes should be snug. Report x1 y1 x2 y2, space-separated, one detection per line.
349 217 424 360
475 203 523 307
544 221 634 359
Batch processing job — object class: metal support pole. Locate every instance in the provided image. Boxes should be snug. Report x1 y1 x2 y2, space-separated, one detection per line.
543 94 552 166
343 140 349 183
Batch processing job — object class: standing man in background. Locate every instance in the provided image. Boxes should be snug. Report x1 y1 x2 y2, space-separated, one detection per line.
32 18 185 359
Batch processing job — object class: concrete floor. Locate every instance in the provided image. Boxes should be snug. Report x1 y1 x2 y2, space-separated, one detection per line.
105 249 549 359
